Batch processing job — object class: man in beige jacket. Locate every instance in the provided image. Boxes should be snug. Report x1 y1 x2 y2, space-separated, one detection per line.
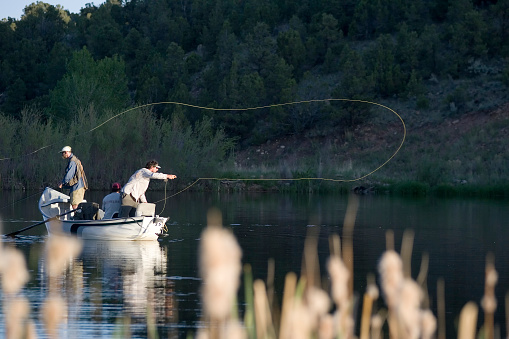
120 160 177 217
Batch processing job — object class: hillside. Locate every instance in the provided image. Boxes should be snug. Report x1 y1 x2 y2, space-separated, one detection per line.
234 83 509 192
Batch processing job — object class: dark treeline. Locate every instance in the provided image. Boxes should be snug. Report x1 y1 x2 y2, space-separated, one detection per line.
2 0 509 143
1 0 509 190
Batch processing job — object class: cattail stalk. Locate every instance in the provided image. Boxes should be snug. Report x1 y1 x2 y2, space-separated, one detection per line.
481 255 497 339
378 250 403 339
400 229 414 279
342 194 358 298
279 272 297 339
457 302 478 339
360 280 379 339
359 293 373 339
199 208 243 339
437 279 446 339
254 279 276 339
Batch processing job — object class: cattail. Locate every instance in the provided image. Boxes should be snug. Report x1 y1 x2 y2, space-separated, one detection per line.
397 279 423 339
45 234 83 277
26 320 37 339
279 272 297 339
421 309 437 339
327 252 353 339
5 296 30 339
284 300 314 339
378 250 404 310
199 209 242 321
457 302 478 339
360 283 379 339
327 256 349 307
224 320 247 339
482 257 498 339
379 250 404 339
306 286 331 321
1 246 30 294
370 313 385 339
253 279 273 339
318 314 334 339
335 307 355 339
41 295 67 338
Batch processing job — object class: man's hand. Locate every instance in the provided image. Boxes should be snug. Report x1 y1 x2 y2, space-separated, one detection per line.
167 174 177 180
58 183 62 188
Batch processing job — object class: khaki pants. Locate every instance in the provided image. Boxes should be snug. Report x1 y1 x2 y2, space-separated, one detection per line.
120 193 138 217
71 187 86 206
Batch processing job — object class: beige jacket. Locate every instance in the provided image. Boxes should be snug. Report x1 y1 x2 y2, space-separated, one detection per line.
121 168 167 203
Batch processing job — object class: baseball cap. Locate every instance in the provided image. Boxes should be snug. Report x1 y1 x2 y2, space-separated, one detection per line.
60 146 72 153
112 182 121 190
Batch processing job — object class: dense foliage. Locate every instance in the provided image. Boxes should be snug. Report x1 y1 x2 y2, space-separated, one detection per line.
2 0 508 142
1 0 509 190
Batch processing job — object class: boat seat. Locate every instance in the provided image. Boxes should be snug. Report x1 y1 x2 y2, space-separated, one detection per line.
135 203 156 217
119 203 156 218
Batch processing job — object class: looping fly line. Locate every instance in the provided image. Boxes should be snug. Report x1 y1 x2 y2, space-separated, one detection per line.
149 99 406 202
1 99 406 189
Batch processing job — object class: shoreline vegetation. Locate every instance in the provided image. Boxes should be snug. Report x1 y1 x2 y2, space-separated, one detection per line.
0 102 507 200
1 1 509 200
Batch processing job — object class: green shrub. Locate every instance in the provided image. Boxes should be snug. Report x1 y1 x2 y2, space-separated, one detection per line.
392 181 430 196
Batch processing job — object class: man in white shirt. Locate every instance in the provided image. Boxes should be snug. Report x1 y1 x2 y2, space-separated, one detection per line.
120 160 177 217
102 182 122 219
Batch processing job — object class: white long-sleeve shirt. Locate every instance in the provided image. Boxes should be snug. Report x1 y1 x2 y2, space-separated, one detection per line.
121 168 168 203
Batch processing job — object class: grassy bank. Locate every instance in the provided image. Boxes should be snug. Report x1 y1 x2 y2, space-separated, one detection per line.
1 100 508 200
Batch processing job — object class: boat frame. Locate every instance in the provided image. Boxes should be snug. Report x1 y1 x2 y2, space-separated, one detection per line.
38 187 167 241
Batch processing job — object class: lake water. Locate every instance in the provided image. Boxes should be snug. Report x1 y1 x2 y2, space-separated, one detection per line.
1 189 508 338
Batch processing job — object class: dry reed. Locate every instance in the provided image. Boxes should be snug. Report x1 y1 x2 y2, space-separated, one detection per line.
198 208 244 339
44 232 83 278
0 246 29 295
457 302 478 339
482 254 498 339
4 296 30 339
41 295 67 338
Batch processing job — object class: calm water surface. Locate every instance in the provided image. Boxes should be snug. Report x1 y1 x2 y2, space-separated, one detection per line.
1 189 508 338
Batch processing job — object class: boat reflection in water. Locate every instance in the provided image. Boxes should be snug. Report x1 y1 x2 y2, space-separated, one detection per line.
61 240 177 337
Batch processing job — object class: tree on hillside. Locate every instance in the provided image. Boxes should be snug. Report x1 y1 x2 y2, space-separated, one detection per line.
417 24 441 77
329 45 374 129
396 23 419 74
365 34 405 97
444 0 489 76
489 0 509 57
164 42 189 90
349 0 390 39
3 78 27 117
123 28 152 88
277 29 306 76
48 47 130 120
85 2 124 59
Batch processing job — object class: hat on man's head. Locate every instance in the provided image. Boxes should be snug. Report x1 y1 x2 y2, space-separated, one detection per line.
112 182 121 190
155 165 161 168
60 146 72 153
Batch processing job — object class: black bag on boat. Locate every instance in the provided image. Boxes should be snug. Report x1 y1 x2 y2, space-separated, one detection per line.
75 202 100 220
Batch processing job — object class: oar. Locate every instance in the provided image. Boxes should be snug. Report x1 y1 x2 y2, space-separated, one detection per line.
4 208 80 237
